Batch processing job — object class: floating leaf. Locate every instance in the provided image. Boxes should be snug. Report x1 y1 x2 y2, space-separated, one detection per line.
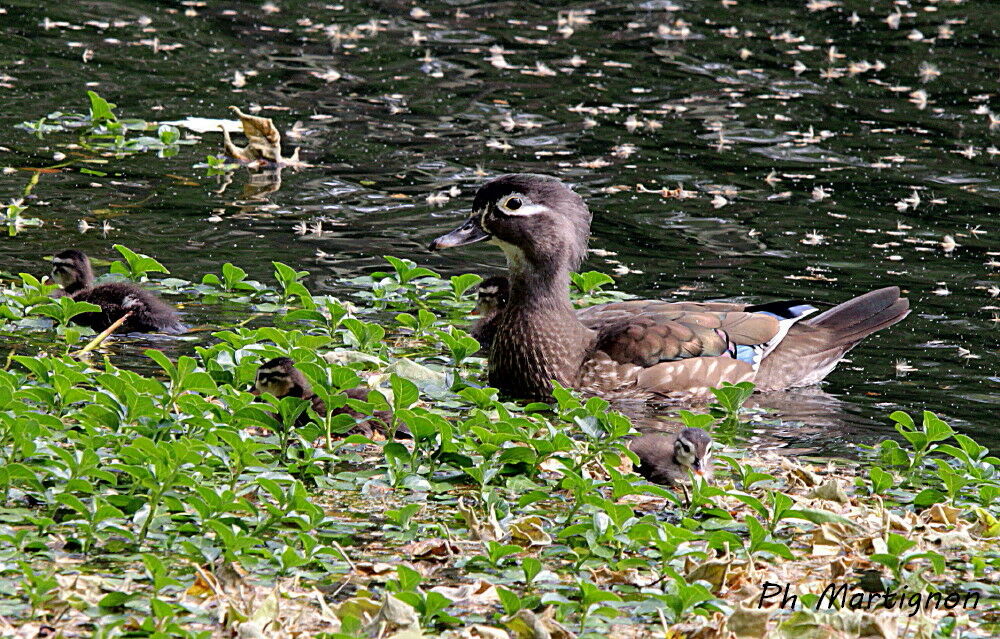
222 106 305 168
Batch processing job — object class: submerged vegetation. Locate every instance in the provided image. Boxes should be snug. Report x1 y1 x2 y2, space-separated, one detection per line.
0 251 996 637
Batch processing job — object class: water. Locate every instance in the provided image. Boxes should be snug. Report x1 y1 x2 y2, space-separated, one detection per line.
0 0 997 455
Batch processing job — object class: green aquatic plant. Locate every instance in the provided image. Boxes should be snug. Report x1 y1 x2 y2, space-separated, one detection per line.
14 90 194 157
0 251 996 636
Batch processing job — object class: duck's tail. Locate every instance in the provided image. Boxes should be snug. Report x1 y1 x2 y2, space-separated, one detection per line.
754 286 909 391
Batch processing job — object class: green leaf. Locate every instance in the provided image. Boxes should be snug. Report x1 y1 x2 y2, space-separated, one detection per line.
889 411 914 429
390 373 419 411
497 587 522 615
111 244 169 278
913 488 947 507
87 90 117 123
99 591 135 608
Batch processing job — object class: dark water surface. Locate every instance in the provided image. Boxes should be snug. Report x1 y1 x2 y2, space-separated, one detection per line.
0 0 997 455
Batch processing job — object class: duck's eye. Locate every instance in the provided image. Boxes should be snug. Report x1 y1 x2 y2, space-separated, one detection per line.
503 196 522 211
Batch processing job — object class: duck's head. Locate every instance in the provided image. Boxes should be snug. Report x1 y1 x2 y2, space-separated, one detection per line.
51 249 94 292
673 427 714 479
430 174 592 274
254 357 310 398
473 275 509 317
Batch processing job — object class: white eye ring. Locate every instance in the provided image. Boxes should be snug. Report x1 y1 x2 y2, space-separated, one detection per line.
499 198 549 217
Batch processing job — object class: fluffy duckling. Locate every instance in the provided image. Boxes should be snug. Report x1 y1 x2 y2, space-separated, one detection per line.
470 275 509 352
253 357 392 438
628 428 714 486
50 249 185 334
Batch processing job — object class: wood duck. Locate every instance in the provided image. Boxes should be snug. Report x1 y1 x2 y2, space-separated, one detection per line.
470 275 509 351
629 428 714 486
253 357 391 438
430 174 910 401
50 249 186 334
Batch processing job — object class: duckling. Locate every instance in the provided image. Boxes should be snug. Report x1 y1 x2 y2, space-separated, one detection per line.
430 174 910 401
470 275 509 351
50 249 185 334
628 428 714 486
253 357 328 428
252 357 392 438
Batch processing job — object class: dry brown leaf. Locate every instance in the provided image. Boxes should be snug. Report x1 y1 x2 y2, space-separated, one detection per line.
186 569 217 599
333 593 381 624
777 608 897 639
807 479 850 504
363 595 421 636
588 565 647 587
924 503 960 526
728 604 772 638
430 580 499 606
686 559 730 593
780 457 821 487
222 106 305 168
830 557 849 580
680 611 737 639
510 515 553 547
441 626 511 639
354 562 396 577
506 606 576 639
459 497 504 541
401 538 458 561
236 588 282 638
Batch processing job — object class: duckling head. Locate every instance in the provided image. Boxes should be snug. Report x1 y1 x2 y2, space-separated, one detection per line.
473 275 509 317
51 249 94 293
430 174 592 275
673 427 714 479
254 357 310 399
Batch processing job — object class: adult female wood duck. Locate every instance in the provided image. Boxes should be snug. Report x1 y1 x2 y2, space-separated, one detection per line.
629 428 714 486
50 249 185 334
430 174 910 401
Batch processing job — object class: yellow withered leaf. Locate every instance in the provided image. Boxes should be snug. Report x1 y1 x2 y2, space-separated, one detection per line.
222 106 304 168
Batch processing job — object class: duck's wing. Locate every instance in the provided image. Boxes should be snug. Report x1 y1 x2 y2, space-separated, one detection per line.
576 300 749 327
582 303 821 397
591 310 788 367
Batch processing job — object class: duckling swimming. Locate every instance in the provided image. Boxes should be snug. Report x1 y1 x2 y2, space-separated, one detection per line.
252 357 394 438
253 356 328 428
628 428 714 486
50 249 185 334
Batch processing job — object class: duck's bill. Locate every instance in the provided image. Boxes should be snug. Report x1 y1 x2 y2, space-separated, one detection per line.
429 216 490 250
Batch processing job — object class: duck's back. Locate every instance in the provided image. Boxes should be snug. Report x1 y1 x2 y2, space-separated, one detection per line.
576 288 907 399
73 282 185 334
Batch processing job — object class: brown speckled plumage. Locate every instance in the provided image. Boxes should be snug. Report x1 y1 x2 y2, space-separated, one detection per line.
432 175 910 401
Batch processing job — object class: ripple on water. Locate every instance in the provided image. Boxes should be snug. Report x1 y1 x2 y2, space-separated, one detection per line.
750 143 866 166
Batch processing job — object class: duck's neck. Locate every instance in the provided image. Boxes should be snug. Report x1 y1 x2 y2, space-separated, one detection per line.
63 279 88 296
508 266 575 313
63 268 93 296
489 263 591 399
